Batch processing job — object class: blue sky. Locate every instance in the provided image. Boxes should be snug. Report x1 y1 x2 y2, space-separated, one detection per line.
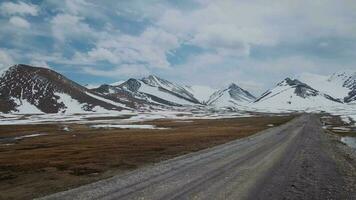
0 0 355 95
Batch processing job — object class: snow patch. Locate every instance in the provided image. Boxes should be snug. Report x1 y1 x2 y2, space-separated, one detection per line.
90 124 168 130
187 85 216 103
138 80 195 105
55 93 86 113
14 133 47 140
85 92 131 110
12 98 43 114
298 72 350 100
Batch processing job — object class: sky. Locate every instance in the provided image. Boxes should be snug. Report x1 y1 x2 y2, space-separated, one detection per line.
0 0 355 95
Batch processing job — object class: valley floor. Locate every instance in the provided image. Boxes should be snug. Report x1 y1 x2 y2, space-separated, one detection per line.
0 114 292 200
38 114 356 200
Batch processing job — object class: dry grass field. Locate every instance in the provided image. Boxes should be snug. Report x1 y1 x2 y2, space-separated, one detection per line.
0 115 294 200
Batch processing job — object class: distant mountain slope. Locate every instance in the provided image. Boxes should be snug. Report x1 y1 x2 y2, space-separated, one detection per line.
94 75 202 107
1 64 354 114
185 85 217 104
341 72 356 102
0 64 127 113
298 71 356 103
207 83 256 107
254 78 342 110
140 75 201 105
91 82 168 110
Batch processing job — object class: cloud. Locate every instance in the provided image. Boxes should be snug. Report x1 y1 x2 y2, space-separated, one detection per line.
75 27 179 69
0 49 15 73
86 48 120 64
0 1 39 16
83 64 150 78
45 0 104 19
64 0 92 15
51 14 94 42
30 60 51 69
191 25 251 56
9 16 30 29
0 0 355 93
152 1 280 59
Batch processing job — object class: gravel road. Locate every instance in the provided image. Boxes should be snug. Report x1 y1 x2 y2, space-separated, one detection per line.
39 115 356 200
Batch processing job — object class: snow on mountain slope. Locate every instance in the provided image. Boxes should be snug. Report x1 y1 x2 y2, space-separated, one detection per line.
91 81 168 110
207 83 256 108
341 72 356 102
254 78 342 111
94 75 202 107
0 64 126 113
185 85 216 103
11 97 43 114
55 93 92 113
298 71 356 103
138 81 197 105
140 75 200 104
298 73 349 100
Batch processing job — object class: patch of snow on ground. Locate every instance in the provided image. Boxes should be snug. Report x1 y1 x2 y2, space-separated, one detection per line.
0 112 134 125
341 137 356 149
90 124 168 129
332 127 352 132
14 133 47 140
341 116 352 124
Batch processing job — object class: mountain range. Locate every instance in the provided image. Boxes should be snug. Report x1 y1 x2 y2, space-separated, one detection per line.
0 64 355 114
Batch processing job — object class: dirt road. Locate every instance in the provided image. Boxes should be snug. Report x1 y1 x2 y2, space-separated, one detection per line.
40 115 356 200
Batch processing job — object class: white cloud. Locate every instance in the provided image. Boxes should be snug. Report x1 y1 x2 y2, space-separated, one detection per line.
87 48 120 64
76 27 179 69
9 16 30 29
46 0 104 19
83 64 150 78
0 1 39 16
153 1 280 58
1 0 355 93
30 60 51 69
64 0 92 15
0 49 15 73
51 14 94 42
154 0 356 55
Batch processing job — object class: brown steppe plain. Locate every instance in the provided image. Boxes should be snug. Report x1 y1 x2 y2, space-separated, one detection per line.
0 115 294 200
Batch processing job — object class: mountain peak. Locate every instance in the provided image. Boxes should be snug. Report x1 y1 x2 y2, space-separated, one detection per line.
278 78 305 87
143 74 160 81
141 74 164 87
228 83 240 89
255 76 343 106
0 64 126 113
207 83 256 107
7 64 50 72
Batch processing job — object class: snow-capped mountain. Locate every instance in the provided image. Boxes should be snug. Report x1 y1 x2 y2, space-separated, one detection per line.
298 71 356 103
94 75 202 107
140 75 201 104
91 81 167 110
338 72 356 102
207 83 256 107
0 64 128 114
254 78 342 110
1 64 354 114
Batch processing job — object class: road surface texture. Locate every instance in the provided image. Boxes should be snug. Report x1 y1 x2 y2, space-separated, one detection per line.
40 115 356 200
